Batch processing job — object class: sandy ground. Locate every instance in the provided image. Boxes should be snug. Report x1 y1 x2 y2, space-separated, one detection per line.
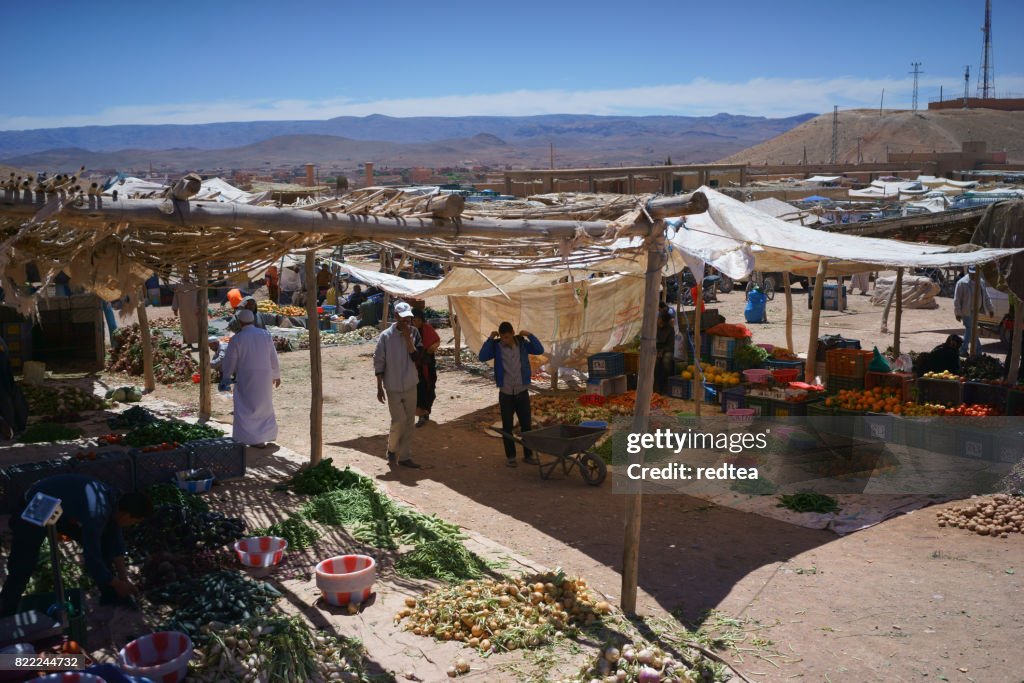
3 282 1024 682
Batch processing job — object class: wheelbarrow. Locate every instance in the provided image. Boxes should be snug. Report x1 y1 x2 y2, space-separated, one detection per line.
502 424 608 486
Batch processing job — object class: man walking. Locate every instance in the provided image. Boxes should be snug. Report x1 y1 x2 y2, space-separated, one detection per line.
953 266 994 356
221 308 281 447
479 322 545 467
373 301 423 468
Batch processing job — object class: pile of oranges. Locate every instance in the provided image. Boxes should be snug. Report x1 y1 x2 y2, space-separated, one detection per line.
825 387 903 413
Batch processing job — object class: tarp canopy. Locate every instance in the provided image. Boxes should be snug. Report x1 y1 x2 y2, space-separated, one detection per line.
803 176 842 184
849 180 928 198
101 176 261 204
665 187 1024 278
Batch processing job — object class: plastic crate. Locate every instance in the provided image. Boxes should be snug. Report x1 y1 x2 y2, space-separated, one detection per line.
956 428 996 461
586 374 627 397
1007 388 1024 416
825 349 873 379
132 447 191 489
1 458 73 513
18 588 86 648
621 351 640 375
702 383 723 405
712 355 736 372
924 420 957 456
745 395 771 417
587 352 625 378
901 417 935 450
666 377 691 400
816 335 861 358
827 375 865 394
681 308 721 331
961 382 1009 410
721 387 747 413
71 448 136 494
765 359 804 381
711 335 749 358
862 412 899 442
917 378 963 407
994 434 1024 464
770 398 822 418
188 437 247 481
865 371 914 402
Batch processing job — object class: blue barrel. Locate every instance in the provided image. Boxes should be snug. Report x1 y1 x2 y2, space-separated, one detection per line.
745 289 767 323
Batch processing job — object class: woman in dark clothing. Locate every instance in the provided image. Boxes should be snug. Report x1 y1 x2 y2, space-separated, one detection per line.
915 335 963 377
654 310 676 395
411 309 441 427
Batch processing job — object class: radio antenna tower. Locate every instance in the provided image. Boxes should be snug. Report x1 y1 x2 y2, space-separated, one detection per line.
963 65 971 106
830 106 839 164
910 62 923 113
977 0 994 98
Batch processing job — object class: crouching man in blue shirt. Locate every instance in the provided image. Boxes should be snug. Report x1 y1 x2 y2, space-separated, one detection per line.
479 322 545 468
0 474 153 616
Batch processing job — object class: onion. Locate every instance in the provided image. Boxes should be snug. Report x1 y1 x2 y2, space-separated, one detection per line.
621 646 636 663
638 666 661 683
455 657 470 674
636 648 655 666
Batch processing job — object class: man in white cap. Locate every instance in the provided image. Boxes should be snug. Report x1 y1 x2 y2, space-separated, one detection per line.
953 265 994 357
221 308 281 447
373 301 423 468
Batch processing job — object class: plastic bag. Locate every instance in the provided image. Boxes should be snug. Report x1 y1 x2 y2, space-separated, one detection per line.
868 346 892 373
893 353 913 373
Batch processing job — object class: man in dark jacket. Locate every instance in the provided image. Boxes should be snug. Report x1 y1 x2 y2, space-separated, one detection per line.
0 475 152 616
479 322 545 467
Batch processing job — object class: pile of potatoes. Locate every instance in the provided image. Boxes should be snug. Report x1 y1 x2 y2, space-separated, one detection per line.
936 494 1024 538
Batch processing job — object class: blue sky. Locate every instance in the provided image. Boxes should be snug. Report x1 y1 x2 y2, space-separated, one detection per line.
2 0 1021 130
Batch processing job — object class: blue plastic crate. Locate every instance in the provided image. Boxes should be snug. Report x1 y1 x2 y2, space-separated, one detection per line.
188 437 247 481
712 355 736 373
667 376 691 400
587 352 625 378
721 387 747 413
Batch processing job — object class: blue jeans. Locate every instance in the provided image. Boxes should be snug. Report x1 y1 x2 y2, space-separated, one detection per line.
961 316 973 355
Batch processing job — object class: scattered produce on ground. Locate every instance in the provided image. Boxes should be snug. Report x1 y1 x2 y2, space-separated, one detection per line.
21 384 108 416
127 504 247 558
190 615 376 683
777 492 841 514
294 327 379 349
148 482 210 512
107 324 198 384
140 549 235 590
288 457 362 495
123 419 222 447
935 494 1024 537
105 385 144 403
148 316 182 332
15 422 83 443
560 642 719 683
397 570 612 653
254 515 321 551
149 570 281 637
394 539 492 582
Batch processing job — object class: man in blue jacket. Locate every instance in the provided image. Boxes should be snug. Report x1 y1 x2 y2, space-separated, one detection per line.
479 322 545 467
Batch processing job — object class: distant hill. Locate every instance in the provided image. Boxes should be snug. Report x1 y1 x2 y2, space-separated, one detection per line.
0 113 815 172
719 108 1024 166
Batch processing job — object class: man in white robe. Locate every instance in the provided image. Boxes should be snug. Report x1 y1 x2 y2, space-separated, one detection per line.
171 277 201 347
221 308 281 447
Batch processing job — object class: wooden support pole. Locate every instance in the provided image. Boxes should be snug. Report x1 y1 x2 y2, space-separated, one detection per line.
380 292 391 331
621 230 667 616
135 287 156 393
198 263 211 421
306 252 323 465
783 272 794 351
448 297 462 368
881 271 897 333
893 267 904 355
693 280 703 417
805 261 828 381
970 268 981 357
1010 295 1023 384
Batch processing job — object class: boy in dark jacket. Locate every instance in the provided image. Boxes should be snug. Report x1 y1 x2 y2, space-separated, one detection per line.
479 322 545 467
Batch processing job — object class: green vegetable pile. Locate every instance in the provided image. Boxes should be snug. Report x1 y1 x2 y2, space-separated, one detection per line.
21 384 109 416
733 343 769 370
16 422 83 443
960 354 1007 383
124 419 223 447
287 458 362 495
108 406 160 430
255 516 321 551
127 504 246 558
777 491 841 514
393 539 491 582
149 570 281 637
190 615 377 683
107 324 198 384
148 483 210 512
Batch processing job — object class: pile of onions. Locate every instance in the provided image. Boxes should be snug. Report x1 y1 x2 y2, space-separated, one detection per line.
556 643 714 683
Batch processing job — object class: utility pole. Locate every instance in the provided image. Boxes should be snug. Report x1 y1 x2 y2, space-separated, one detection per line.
549 142 555 170
879 88 885 117
830 106 839 165
978 0 994 98
801 146 807 165
857 137 863 164
963 65 971 107
910 62 923 114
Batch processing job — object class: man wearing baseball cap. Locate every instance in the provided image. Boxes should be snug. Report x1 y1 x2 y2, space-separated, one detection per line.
953 265 994 357
373 301 424 468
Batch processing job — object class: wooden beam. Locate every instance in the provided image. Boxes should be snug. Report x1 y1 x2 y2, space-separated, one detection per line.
198 263 211 421
0 190 709 240
135 288 156 393
1010 295 1023 384
893 267 904 355
881 271 897 333
306 252 323 465
449 297 462 368
805 261 828 381
783 272 794 351
621 231 667 616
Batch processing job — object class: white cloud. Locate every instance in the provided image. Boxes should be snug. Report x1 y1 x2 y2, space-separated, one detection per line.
3 75 1023 129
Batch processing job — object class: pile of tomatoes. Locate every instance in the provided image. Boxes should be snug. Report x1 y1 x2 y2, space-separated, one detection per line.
941 403 1002 417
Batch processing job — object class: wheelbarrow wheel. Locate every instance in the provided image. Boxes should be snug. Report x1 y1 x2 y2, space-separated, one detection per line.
579 452 607 486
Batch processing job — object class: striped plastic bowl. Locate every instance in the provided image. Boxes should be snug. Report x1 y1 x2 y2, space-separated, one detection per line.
316 554 376 607
119 631 192 683
37 675 105 683
174 469 214 494
234 536 288 568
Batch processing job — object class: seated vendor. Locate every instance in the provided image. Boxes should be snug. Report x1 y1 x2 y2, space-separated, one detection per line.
915 335 962 377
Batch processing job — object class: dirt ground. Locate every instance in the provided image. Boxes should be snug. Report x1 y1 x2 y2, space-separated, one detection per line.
4 280 1024 682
